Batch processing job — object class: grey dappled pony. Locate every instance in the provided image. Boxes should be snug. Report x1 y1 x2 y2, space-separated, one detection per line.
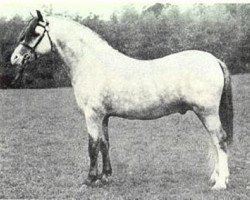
11 10 233 190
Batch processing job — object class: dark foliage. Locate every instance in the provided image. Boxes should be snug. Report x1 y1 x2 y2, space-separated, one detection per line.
0 4 250 88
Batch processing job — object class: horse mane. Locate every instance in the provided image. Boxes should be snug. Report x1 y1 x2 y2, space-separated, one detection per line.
50 16 121 53
20 15 130 62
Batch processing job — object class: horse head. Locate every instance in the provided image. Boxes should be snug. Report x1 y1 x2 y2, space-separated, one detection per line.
11 10 53 66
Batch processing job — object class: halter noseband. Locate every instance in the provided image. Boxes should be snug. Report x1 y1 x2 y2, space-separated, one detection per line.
21 21 54 57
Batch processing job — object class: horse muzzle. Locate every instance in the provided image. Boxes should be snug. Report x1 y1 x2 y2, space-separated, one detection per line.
11 52 36 66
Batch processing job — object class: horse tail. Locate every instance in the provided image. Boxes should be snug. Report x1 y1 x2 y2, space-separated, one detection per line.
218 59 234 145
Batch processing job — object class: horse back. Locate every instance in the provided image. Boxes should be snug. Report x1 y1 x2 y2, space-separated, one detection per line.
74 50 224 119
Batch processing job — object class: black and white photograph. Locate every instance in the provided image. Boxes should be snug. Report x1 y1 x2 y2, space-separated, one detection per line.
0 0 249 199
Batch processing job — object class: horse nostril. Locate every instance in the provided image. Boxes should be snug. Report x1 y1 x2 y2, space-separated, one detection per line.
14 55 18 59
24 54 30 60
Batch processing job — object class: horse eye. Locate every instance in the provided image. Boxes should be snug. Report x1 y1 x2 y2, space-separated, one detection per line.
32 32 40 37
19 36 25 42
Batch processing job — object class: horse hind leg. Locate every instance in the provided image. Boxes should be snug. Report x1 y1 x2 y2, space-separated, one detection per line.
197 112 229 190
210 128 229 190
208 138 219 184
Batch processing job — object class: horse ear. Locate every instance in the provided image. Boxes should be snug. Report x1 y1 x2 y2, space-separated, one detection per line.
30 12 34 18
36 10 44 22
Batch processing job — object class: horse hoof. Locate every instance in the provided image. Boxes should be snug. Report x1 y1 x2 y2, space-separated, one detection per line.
84 177 101 187
92 179 102 187
211 182 227 190
100 174 110 185
84 178 93 186
209 175 218 185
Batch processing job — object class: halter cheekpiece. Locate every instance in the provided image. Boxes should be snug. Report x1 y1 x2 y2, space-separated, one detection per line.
21 21 54 57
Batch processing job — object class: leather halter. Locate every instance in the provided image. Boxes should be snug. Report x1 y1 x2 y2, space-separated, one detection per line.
21 22 54 57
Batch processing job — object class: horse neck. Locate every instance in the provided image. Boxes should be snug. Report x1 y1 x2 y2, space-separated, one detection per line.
48 17 110 80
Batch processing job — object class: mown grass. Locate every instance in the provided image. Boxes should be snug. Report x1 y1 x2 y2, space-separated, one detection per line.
0 74 249 199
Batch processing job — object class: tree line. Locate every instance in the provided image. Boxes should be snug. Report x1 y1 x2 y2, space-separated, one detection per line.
0 3 250 88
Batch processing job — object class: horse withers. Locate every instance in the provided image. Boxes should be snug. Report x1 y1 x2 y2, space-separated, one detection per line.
11 10 233 190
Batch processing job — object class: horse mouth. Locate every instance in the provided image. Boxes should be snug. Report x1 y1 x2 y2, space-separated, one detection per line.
11 52 35 66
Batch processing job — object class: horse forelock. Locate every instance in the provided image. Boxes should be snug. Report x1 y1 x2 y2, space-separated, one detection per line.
18 18 39 42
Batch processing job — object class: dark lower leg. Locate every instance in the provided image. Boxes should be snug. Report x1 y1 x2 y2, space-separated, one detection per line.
87 136 100 181
100 139 112 176
100 117 112 177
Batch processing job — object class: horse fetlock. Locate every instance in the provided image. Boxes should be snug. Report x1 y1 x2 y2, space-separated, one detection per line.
84 175 98 186
84 173 111 187
103 164 112 175
87 179 102 187
212 180 227 190
209 171 219 184
99 174 111 185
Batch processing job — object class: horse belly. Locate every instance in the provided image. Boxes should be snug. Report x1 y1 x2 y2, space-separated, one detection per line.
109 92 181 120
113 105 180 120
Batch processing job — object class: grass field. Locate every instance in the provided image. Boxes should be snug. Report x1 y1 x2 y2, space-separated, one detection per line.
0 74 249 199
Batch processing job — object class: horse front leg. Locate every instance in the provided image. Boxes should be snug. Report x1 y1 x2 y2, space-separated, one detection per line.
100 116 112 184
84 110 103 186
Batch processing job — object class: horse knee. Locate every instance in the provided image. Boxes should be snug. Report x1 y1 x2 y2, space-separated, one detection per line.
85 112 105 141
88 136 100 164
